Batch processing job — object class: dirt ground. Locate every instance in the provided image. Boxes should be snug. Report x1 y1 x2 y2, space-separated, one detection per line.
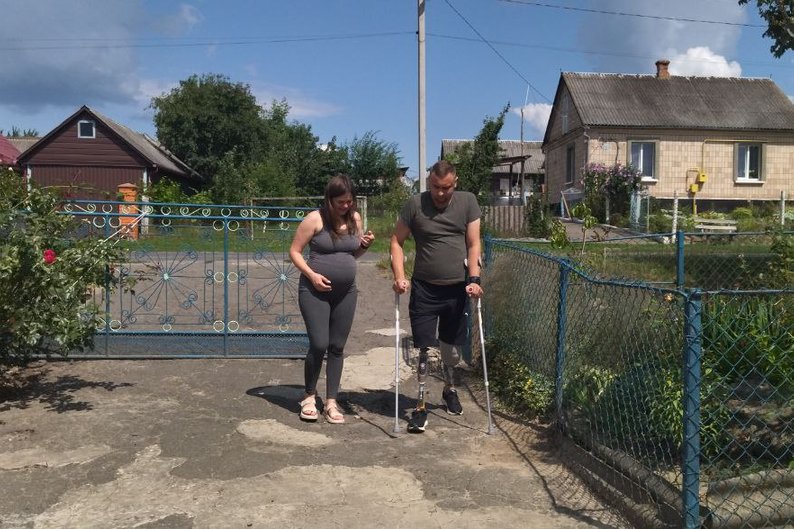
0 257 630 529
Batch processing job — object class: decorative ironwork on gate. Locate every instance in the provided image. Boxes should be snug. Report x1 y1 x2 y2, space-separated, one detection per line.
64 200 312 358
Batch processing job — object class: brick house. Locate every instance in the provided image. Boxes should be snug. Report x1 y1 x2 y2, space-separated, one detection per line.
542 60 794 210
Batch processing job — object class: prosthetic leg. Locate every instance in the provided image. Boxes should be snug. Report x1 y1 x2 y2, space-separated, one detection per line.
406 348 430 433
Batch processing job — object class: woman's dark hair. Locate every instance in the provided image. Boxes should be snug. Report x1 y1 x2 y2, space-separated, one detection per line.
320 174 358 237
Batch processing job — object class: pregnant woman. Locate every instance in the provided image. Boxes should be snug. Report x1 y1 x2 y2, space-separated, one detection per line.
289 175 375 424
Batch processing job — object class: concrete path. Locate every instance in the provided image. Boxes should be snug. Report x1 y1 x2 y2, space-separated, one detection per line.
0 261 629 529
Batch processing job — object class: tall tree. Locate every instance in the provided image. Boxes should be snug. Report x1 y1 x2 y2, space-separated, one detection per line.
446 105 509 205
739 0 794 57
0 127 39 137
151 74 267 185
345 131 400 196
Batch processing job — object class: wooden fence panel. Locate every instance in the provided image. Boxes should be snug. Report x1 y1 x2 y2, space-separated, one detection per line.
484 205 526 235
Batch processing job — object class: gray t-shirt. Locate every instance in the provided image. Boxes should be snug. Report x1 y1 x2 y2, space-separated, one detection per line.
399 191 481 284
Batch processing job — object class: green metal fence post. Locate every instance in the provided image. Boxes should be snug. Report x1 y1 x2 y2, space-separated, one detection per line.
555 260 571 429
676 230 685 289
682 289 703 529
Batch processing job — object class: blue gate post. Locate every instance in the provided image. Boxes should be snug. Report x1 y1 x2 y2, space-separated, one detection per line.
676 230 685 289
103 212 112 355
555 260 571 429
223 219 229 356
682 289 703 529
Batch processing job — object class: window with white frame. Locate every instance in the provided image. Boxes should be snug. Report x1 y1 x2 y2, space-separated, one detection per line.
735 143 762 181
629 140 656 179
565 143 576 184
78 120 95 138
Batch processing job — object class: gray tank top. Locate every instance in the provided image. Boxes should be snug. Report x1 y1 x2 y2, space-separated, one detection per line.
306 227 360 289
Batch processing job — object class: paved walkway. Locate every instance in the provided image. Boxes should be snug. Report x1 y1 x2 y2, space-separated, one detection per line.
0 260 629 529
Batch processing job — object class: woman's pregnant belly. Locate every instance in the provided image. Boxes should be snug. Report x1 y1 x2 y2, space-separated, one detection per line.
307 252 356 290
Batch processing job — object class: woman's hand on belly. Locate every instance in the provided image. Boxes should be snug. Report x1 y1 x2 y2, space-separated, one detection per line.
308 271 332 292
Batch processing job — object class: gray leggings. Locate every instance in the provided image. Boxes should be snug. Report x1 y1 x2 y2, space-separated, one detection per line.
298 278 357 399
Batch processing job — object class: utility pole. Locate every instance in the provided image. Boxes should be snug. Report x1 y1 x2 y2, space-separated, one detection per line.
520 107 525 206
418 0 427 193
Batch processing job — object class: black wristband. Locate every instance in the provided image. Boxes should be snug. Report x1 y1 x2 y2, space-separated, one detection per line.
467 276 481 285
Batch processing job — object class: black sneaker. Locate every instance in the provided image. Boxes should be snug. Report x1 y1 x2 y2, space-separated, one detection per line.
407 409 428 433
442 387 463 415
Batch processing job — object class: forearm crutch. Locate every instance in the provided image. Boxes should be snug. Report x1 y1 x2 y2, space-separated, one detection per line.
393 292 401 434
476 298 496 435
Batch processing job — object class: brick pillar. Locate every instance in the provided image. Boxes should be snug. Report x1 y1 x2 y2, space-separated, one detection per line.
117 183 139 240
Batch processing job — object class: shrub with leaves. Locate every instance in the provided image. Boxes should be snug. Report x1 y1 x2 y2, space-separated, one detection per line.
581 163 643 222
0 168 122 364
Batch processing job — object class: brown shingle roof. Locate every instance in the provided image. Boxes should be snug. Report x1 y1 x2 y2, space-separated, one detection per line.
563 73 794 131
440 139 544 174
90 108 200 180
7 137 40 154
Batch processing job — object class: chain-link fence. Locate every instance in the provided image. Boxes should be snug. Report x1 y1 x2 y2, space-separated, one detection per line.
482 237 793 529
518 231 792 291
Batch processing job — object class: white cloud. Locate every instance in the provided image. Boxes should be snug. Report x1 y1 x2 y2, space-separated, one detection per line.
578 0 746 75
152 4 203 37
668 47 742 77
0 1 203 115
252 84 342 119
512 103 552 137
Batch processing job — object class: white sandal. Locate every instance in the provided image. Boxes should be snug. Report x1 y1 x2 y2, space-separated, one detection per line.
299 395 319 421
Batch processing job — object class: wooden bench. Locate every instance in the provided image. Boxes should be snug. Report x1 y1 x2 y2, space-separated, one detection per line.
694 217 738 233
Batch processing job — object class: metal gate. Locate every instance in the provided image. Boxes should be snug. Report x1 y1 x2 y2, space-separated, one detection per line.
66 200 311 358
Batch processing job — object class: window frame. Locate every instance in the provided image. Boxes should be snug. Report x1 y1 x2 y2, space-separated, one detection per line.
734 142 764 182
565 143 576 185
628 139 658 181
77 120 96 139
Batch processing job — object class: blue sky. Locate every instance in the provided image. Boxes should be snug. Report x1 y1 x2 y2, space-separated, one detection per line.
1 0 792 180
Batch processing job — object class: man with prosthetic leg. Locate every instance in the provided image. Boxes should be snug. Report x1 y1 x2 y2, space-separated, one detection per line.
390 160 484 433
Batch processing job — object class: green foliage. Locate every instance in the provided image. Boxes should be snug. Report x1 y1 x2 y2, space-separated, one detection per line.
446 105 509 205
0 169 122 364
147 177 210 204
345 131 400 196
738 0 794 57
592 359 729 457
730 207 754 221
151 73 267 185
572 202 597 255
549 218 570 249
524 193 552 238
489 347 555 418
581 163 643 223
703 295 793 395
0 126 39 137
768 229 794 287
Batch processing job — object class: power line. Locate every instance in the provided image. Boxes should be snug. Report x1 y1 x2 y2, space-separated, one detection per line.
430 32 790 70
442 0 551 102
0 31 414 52
496 0 765 28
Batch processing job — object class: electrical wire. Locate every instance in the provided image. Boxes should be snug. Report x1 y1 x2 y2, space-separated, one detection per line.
0 31 414 52
442 0 551 102
496 0 765 28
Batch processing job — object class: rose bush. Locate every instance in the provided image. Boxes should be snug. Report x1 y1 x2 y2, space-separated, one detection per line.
0 168 122 365
581 163 643 224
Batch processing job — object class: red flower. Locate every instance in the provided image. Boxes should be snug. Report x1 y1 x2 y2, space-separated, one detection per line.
43 249 57 265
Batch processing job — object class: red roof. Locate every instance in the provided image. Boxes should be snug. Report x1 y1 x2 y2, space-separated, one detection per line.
0 135 21 165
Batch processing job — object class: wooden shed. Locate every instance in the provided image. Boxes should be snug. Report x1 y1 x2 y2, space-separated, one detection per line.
17 106 202 200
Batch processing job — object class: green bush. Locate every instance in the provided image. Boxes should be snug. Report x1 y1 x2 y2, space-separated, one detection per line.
730 207 754 221
524 193 551 239
0 169 123 364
